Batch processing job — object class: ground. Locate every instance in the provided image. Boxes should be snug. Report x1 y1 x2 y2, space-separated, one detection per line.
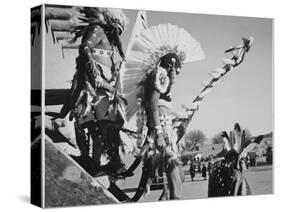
52 142 273 203
122 164 273 202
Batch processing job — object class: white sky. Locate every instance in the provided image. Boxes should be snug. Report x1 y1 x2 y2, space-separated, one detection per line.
44 9 273 138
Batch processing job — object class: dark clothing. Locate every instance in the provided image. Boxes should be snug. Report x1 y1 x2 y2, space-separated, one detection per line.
190 165 195 181
202 164 207 179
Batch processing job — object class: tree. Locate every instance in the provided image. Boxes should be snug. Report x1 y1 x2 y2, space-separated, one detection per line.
212 133 224 144
182 129 207 152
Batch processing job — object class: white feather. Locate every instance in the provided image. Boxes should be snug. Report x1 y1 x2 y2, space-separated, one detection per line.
209 71 220 79
199 87 212 98
223 58 235 65
215 67 226 75
223 137 231 151
187 110 193 116
192 101 201 108
202 80 211 87
240 143 257 158
233 127 242 153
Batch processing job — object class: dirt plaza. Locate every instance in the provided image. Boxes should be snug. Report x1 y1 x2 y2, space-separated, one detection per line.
134 164 273 202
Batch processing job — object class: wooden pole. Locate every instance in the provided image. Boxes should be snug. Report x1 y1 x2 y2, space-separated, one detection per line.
45 7 75 20
54 32 74 42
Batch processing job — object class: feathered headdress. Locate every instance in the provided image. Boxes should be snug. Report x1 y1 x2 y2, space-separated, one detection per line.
76 7 129 31
122 23 205 120
221 123 264 160
102 8 129 32
31 6 129 46
70 7 129 42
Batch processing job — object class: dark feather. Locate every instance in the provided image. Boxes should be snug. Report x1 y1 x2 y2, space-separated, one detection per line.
252 135 264 144
221 131 229 140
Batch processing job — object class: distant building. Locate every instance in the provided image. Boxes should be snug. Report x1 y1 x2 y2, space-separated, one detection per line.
181 132 273 162
250 132 272 156
182 143 225 161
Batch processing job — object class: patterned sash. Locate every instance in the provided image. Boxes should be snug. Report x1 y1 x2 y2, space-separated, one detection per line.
92 48 113 57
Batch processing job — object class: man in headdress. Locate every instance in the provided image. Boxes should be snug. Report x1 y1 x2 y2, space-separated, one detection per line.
121 23 205 200
208 124 263 197
60 7 129 175
145 53 185 199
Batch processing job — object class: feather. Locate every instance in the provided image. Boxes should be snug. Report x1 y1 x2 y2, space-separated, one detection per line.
239 134 263 159
199 87 212 98
184 38 254 130
240 130 246 154
240 143 257 158
223 58 235 65
209 71 220 79
233 123 242 152
215 67 226 75
252 135 264 144
223 137 231 152
192 100 201 108
189 105 198 110
229 131 235 150
186 110 193 116
202 80 211 87
224 46 235 53
221 131 231 151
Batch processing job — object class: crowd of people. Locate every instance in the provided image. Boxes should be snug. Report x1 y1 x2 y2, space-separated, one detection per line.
188 157 216 181
187 151 265 182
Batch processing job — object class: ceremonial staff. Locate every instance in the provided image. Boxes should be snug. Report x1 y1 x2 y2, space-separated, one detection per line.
176 37 254 146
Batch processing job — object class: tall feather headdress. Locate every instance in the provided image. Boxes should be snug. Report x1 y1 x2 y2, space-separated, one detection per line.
31 5 129 49
102 8 129 32
221 123 264 159
121 23 205 120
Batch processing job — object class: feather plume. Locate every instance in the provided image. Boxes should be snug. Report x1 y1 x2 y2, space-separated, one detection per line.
233 123 242 152
181 37 254 130
223 58 235 65
221 131 231 151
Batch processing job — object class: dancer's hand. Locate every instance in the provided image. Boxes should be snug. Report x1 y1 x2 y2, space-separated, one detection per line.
155 132 166 151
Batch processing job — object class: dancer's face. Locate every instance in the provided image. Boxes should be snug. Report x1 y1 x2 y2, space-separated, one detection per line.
169 68 177 85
